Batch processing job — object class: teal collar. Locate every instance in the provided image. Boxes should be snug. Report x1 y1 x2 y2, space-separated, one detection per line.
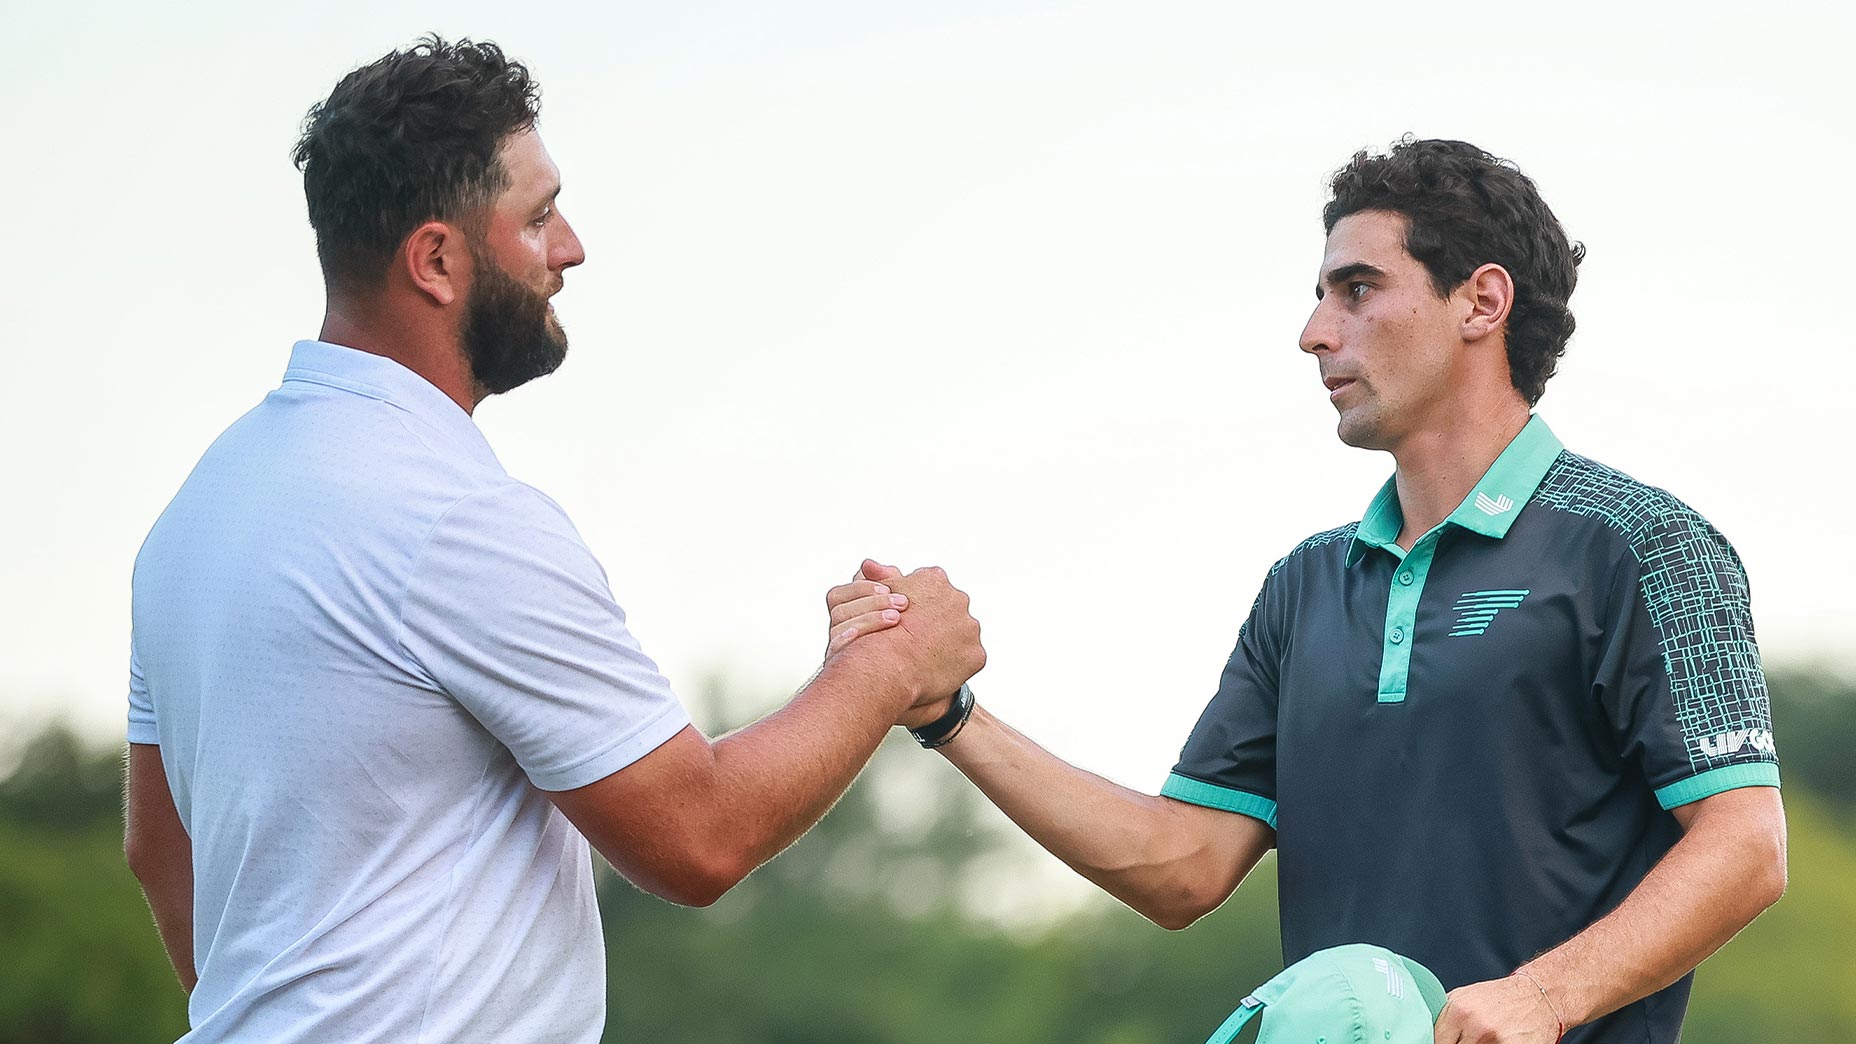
1346 415 1565 565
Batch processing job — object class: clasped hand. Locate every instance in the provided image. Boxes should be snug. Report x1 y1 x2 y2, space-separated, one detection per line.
1432 974 1563 1044
823 559 984 729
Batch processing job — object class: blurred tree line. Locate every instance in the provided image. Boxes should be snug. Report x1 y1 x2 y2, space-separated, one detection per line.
2 666 1852 1044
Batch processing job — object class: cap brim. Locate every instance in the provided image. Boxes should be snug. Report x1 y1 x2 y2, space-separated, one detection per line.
1395 955 1449 1022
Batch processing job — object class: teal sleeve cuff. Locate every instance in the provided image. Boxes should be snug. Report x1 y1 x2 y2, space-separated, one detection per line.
1161 772 1279 829
1653 762 1781 810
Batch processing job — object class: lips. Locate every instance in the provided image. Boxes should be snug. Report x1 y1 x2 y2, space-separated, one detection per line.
1323 375 1357 400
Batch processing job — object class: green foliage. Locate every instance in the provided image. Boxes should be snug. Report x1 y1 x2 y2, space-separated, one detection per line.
2 666 1852 1043
0 731 189 1044
0 725 122 832
1767 666 1856 817
1688 787 1856 1040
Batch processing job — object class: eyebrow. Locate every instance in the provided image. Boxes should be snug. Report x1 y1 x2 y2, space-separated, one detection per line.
1315 262 1387 299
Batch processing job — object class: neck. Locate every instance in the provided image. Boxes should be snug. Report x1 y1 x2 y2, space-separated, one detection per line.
1389 400 1531 549
319 298 478 415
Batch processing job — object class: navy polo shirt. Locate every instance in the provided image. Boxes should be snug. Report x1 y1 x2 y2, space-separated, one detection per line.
1166 416 1778 1044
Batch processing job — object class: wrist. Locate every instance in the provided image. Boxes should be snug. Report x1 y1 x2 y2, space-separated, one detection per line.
1512 967 1565 1042
909 684 975 749
816 643 918 713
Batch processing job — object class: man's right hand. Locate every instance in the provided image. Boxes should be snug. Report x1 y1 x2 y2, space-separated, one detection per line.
553 560 982 907
829 559 985 726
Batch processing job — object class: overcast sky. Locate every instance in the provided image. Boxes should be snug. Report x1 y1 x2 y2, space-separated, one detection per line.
4 0 1850 800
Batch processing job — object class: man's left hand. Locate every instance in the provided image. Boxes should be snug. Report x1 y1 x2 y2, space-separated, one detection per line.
1433 974 1560 1044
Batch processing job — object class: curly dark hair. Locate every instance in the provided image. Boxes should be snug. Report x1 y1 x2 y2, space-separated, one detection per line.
293 36 541 293
1323 138 1583 405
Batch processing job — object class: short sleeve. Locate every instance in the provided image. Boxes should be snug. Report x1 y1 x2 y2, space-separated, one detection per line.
1597 509 1779 810
399 484 690 792
1163 575 1282 829
127 636 159 745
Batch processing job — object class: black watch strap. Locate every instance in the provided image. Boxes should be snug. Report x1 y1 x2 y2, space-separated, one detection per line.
909 684 975 749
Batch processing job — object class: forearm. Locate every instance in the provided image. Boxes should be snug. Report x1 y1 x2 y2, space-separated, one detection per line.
124 743 197 992
1520 789 1786 1028
139 862 197 992
700 653 915 874
937 705 1266 929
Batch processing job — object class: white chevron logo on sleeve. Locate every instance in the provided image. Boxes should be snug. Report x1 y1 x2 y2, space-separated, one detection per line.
1474 492 1515 516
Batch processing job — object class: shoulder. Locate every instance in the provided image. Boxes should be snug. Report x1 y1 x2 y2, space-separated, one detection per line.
426 481 584 547
1530 451 1740 560
1530 451 1751 614
1233 522 1356 645
401 480 611 625
1266 522 1359 580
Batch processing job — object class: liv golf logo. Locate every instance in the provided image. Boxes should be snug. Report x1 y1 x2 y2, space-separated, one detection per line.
1696 729 1777 759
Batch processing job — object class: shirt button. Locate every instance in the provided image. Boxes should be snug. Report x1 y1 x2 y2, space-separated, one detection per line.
1389 627 1405 644
1398 571 1414 585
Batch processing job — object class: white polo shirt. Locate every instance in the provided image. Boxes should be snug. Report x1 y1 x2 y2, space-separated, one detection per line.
128 340 689 1044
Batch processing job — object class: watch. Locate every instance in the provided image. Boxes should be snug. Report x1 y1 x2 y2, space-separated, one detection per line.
909 683 975 749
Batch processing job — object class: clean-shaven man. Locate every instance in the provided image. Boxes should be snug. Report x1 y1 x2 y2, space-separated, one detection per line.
842 138 1785 1044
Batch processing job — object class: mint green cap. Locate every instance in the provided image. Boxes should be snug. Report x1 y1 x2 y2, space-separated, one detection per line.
1202 943 1448 1044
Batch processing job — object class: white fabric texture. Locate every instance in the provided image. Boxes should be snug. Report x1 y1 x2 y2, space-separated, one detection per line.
128 340 688 1044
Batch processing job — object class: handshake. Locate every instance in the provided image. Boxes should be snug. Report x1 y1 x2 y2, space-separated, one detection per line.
820 558 987 734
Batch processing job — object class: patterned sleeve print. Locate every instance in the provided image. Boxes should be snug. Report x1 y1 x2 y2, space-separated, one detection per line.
1534 454 1776 803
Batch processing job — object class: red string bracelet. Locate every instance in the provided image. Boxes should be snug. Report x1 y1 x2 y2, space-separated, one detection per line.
1513 968 1565 1043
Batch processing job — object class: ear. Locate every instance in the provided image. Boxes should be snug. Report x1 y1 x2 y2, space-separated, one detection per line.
1460 262 1514 344
401 221 467 307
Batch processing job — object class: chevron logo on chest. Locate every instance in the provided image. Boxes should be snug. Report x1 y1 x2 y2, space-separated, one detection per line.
1449 589 1530 637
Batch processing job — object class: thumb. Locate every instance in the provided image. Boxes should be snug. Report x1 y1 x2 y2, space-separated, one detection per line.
858 558 904 582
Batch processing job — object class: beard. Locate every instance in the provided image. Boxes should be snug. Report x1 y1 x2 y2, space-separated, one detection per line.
461 246 569 398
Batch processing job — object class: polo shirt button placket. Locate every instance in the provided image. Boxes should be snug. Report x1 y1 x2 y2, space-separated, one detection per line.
1376 535 1438 704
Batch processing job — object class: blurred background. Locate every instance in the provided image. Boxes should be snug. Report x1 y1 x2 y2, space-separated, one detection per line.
3 0 1852 1040
5 671 1856 1042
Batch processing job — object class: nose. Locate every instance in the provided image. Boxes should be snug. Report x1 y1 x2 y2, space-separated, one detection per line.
1298 299 1333 356
554 211 587 271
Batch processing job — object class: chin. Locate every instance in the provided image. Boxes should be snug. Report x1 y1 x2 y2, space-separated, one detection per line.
1334 411 1391 451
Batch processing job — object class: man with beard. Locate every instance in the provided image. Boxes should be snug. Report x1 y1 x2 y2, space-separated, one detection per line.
122 38 986 1044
